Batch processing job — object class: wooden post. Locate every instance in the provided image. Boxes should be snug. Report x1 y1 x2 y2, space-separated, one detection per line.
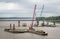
18 20 20 27
13 24 15 30
10 24 11 29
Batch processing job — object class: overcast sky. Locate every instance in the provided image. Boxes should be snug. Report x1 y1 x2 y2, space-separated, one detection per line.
0 0 60 17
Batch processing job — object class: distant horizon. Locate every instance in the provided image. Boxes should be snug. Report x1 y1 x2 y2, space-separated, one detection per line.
0 15 60 18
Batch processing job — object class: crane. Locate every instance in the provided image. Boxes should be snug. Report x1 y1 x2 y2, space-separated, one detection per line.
29 4 37 30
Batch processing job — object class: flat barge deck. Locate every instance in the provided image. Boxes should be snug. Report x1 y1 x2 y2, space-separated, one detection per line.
4 28 48 36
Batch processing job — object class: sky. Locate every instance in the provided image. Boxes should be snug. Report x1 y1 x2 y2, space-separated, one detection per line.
0 0 60 17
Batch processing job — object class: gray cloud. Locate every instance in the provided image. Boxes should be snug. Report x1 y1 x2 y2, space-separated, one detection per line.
0 0 60 17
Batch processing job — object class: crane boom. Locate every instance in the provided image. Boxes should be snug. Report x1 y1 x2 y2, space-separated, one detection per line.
29 4 37 29
40 4 44 17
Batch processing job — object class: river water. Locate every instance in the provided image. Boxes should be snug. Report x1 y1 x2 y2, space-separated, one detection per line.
0 21 60 39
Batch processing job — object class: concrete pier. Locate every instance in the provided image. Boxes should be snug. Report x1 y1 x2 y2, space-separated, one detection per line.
13 24 15 30
36 20 39 26
10 24 12 29
18 20 20 27
53 22 55 25
47 21 49 25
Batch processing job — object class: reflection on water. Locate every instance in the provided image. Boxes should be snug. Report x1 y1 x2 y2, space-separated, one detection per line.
0 21 60 39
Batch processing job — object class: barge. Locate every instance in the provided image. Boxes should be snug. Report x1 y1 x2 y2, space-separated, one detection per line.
4 28 48 36
4 29 28 33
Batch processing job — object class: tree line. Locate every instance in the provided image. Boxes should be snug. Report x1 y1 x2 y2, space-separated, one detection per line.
36 16 60 21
